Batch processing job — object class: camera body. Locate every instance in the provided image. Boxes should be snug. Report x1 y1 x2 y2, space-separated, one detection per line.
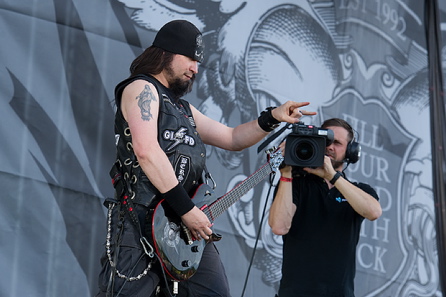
284 122 334 167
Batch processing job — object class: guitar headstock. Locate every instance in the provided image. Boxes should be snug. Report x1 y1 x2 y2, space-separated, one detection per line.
265 147 284 172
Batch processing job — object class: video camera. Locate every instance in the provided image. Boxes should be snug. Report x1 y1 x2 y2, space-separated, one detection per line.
284 122 334 168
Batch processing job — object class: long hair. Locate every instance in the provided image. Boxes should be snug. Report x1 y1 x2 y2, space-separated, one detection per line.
129 46 174 77
321 118 354 142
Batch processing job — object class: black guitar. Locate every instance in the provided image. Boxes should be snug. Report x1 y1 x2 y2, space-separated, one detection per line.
151 149 284 281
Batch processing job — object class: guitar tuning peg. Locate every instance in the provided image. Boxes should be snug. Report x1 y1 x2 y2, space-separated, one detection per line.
265 146 277 154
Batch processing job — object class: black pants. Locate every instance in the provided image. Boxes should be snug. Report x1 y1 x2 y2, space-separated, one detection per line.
176 243 231 297
96 216 231 297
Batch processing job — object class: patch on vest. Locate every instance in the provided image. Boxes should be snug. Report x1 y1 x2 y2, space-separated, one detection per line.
188 117 196 127
163 127 196 151
175 155 191 184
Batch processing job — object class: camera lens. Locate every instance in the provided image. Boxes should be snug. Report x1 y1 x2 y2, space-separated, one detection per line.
284 133 326 167
295 142 314 161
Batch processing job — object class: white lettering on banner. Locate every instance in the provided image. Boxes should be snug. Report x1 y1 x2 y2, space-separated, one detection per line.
348 152 391 183
357 243 388 273
342 115 393 276
343 114 384 151
337 0 409 43
359 216 390 273
361 217 390 242
374 186 392 212
358 243 373 269
372 217 390 242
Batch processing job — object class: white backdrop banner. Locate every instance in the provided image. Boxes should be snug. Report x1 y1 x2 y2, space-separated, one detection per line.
0 1 445 296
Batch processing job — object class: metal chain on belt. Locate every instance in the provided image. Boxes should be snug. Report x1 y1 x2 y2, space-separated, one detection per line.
106 202 152 281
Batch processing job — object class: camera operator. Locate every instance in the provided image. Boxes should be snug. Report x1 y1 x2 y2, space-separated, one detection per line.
268 118 382 297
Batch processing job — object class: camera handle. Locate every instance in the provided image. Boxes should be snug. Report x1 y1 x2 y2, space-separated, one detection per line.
257 123 296 153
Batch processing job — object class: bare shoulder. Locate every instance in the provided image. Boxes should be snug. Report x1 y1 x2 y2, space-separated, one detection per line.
123 79 158 100
121 79 160 122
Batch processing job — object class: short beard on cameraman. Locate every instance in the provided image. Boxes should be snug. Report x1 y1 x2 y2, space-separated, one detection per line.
331 159 344 170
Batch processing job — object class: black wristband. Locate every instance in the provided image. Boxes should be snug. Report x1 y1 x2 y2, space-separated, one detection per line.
258 107 280 132
161 183 195 216
330 171 342 185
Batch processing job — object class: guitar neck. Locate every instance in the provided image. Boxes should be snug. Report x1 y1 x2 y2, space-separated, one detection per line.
203 161 273 221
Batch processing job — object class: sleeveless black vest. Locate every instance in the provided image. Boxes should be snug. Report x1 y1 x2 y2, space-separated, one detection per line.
112 74 206 207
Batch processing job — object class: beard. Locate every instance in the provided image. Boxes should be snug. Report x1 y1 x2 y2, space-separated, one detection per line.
169 76 195 99
165 64 195 99
331 158 344 169
326 151 344 169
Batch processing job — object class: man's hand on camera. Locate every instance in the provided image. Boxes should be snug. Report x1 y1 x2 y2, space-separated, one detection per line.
303 156 337 181
278 141 292 174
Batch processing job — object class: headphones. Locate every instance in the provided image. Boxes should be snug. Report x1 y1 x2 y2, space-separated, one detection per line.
343 120 361 164
345 137 361 164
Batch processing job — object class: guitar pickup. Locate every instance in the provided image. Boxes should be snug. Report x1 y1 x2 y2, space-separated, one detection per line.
180 222 194 245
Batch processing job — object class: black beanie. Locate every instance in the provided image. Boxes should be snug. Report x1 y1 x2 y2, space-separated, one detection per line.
152 20 204 63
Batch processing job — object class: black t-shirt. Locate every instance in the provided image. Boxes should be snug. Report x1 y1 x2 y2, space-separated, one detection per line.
278 173 379 297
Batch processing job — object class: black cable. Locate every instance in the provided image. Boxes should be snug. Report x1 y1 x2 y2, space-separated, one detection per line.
154 251 177 297
114 254 146 297
240 172 276 297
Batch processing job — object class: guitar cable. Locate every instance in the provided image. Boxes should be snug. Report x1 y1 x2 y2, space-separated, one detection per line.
240 171 276 297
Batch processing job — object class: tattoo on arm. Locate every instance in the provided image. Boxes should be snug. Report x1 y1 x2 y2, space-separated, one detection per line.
136 85 157 121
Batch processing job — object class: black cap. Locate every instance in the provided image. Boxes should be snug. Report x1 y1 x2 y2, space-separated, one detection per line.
152 20 204 63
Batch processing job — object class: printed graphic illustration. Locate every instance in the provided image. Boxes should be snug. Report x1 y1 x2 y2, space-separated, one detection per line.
0 0 444 296
114 0 442 295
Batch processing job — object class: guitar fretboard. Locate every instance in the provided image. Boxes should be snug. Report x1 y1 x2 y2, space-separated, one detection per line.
203 161 273 221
